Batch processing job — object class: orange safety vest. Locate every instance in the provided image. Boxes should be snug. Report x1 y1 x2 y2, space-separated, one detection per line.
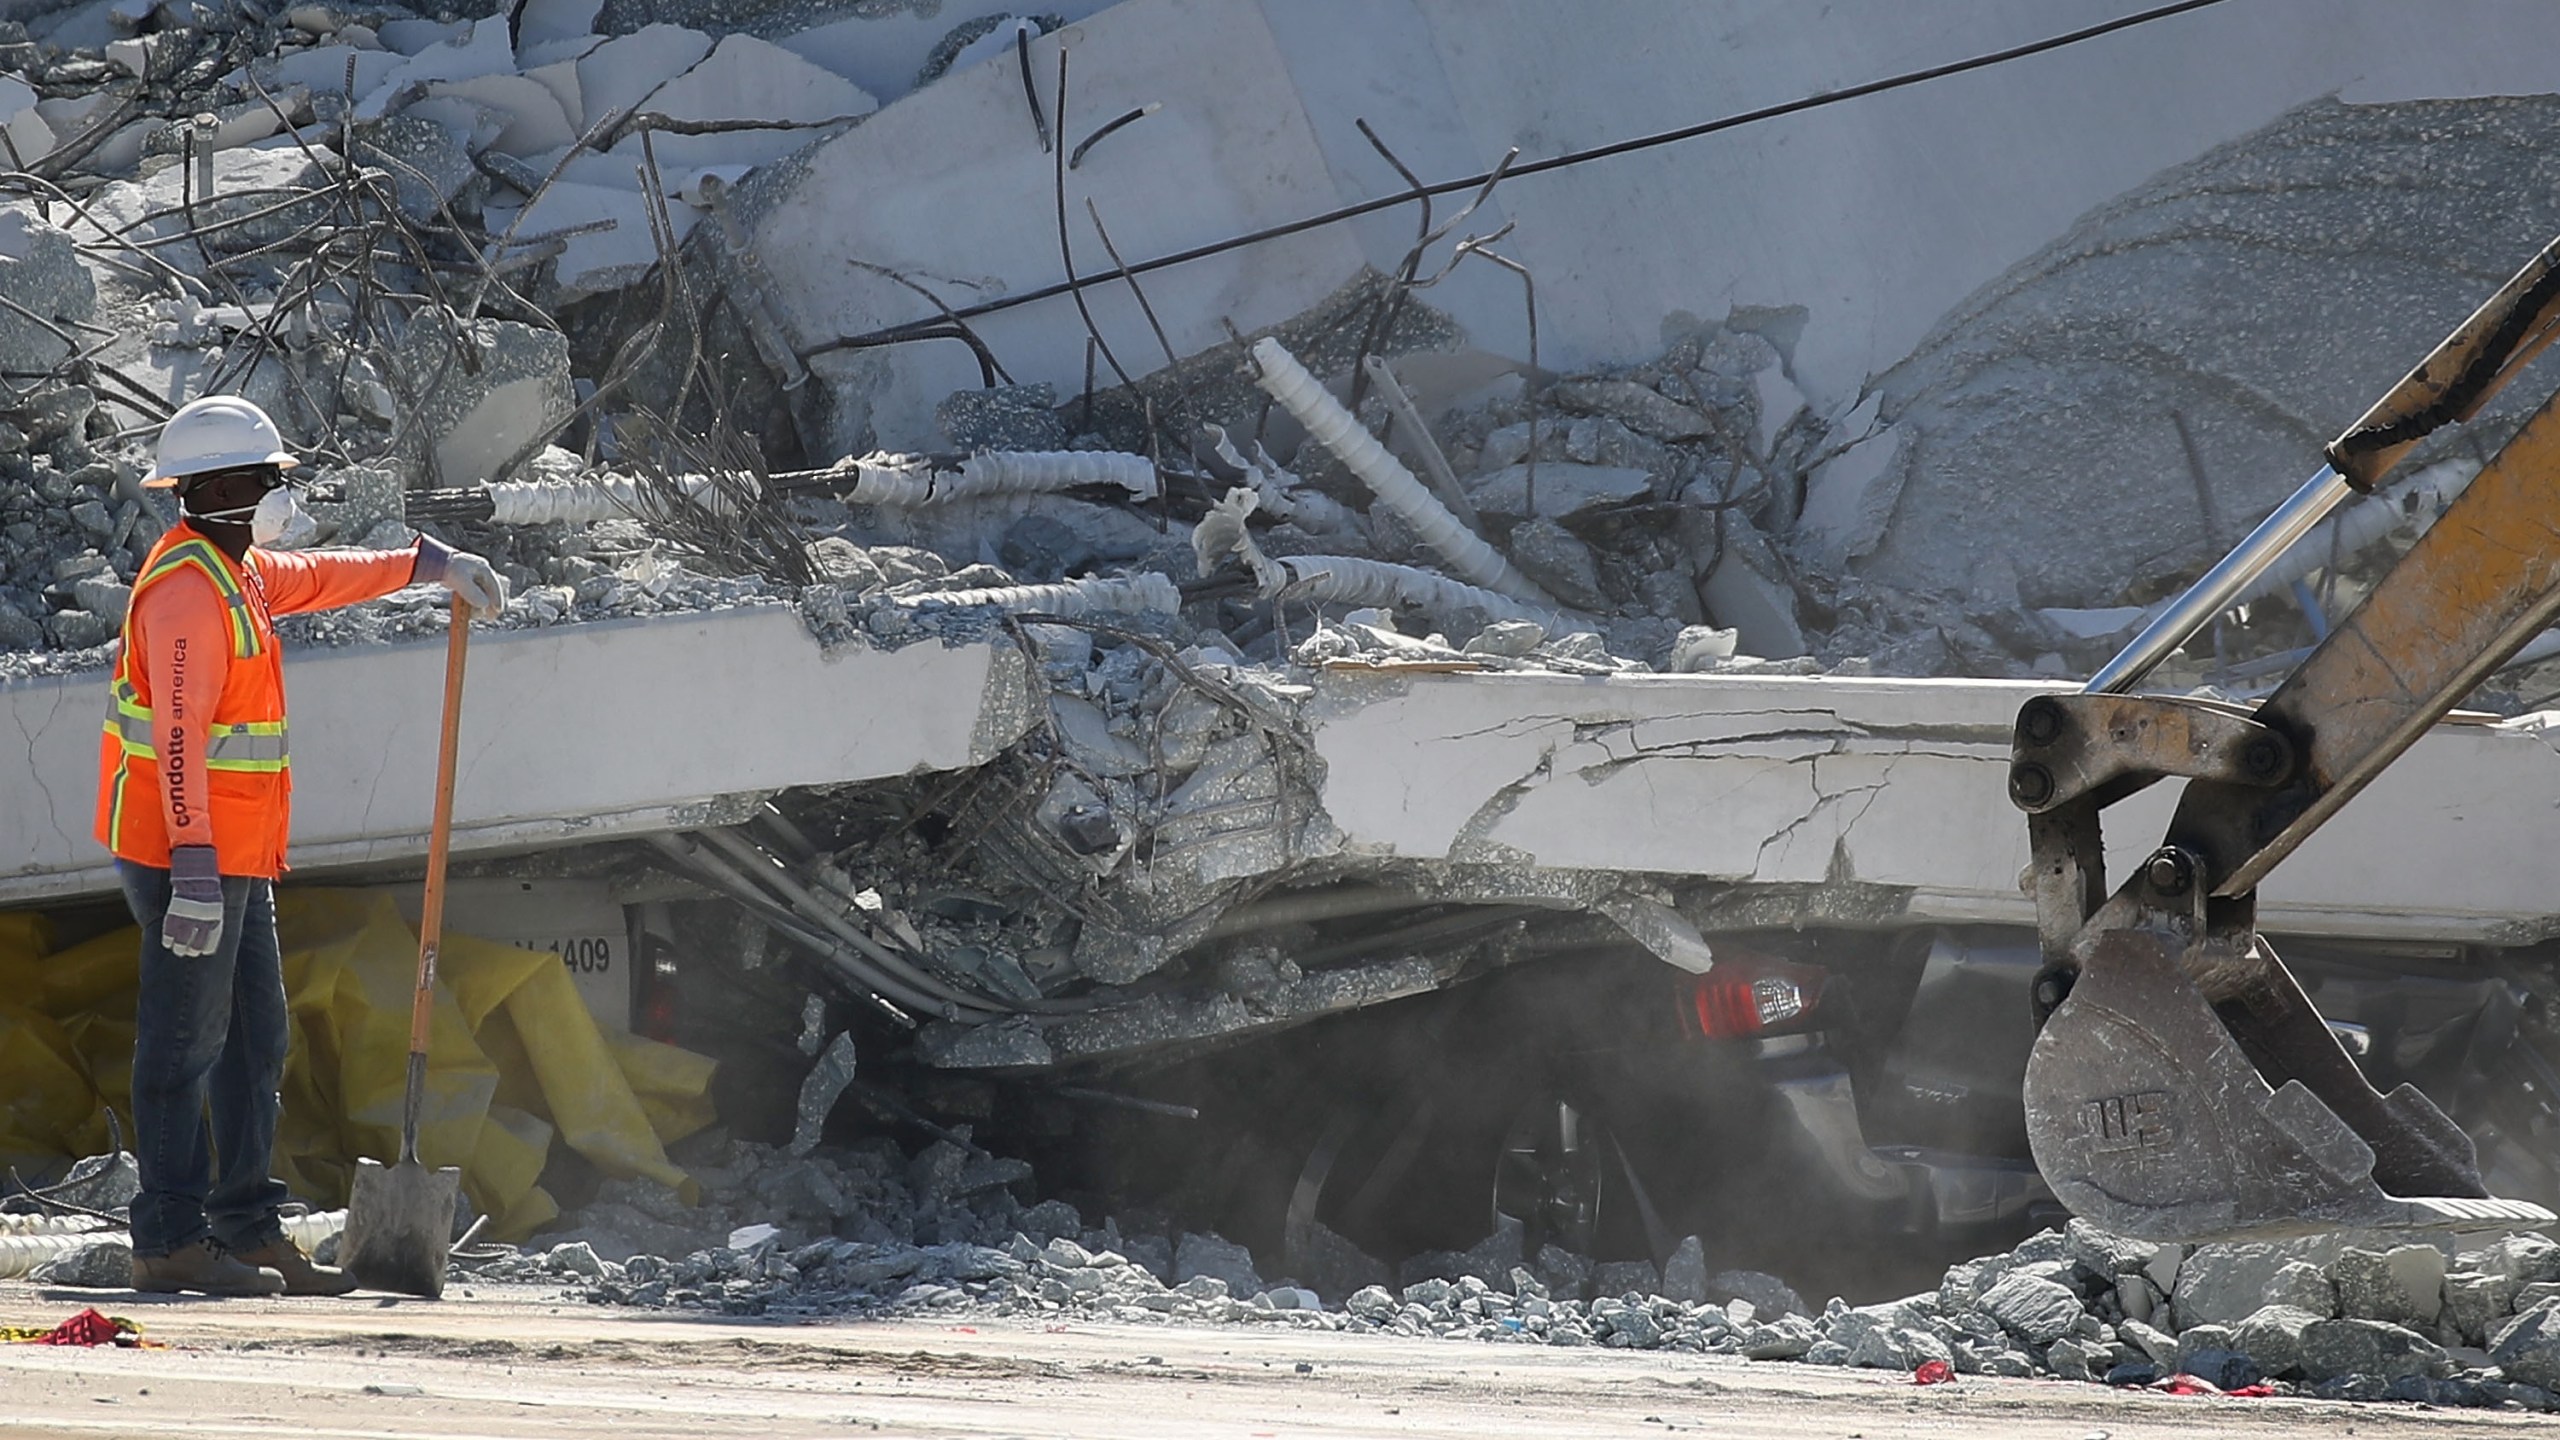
93 526 293 876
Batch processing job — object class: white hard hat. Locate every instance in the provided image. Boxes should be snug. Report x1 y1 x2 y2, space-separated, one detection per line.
144 395 299 488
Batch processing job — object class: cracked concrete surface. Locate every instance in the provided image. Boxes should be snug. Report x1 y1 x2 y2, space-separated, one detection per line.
1303 669 2560 945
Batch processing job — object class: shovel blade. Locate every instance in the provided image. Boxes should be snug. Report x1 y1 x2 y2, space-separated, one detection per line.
2024 928 2553 1243
341 1156 461 1298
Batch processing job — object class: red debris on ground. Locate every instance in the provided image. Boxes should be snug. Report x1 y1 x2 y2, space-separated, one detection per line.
1912 1359 1957 1385
2155 1373 2220 1395
2151 1372 2273 1398
1 1308 152 1347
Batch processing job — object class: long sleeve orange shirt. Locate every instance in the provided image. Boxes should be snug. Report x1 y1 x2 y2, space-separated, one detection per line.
135 543 426 855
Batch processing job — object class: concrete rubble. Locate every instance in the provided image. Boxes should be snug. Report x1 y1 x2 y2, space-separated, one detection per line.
14 1 2543 704
32 1133 2545 1415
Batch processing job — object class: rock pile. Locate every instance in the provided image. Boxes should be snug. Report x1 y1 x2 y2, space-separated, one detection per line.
1784 1222 2560 1410
437 1131 2560 1410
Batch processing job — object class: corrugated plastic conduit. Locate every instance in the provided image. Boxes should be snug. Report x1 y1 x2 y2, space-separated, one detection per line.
1249 337 1562 611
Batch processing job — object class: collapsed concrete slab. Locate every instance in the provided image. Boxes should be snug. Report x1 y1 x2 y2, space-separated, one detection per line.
617 33 874 172
1867 96 2560 610
0 606 1036 906
741 0 2560 456
1302 669 2560 946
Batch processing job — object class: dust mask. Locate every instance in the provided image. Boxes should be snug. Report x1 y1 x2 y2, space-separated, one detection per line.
188 484 306 545
247 485 305 545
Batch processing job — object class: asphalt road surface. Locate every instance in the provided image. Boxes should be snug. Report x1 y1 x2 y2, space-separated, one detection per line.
1 1281 2550 1439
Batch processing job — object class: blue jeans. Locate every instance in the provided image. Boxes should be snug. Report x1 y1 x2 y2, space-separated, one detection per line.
118 861 291 1258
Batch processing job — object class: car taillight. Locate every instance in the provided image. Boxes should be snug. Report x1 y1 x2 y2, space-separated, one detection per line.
1679 955 1827 1039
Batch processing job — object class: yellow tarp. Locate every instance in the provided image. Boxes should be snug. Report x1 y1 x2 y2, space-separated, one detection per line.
1 889 716 1242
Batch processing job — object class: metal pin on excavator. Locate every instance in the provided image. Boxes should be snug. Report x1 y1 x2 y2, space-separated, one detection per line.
2013 233 2560 1243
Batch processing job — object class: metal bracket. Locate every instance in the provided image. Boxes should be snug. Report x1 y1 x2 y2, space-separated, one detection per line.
2010 692 2291 815
2012 693 2289 974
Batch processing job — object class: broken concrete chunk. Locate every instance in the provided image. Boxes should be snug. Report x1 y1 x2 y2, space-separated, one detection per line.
352 114 476 223
1751 365 1806 457
2442 1271 2519 1348
2264 1259 2337 1318
425 73 577 157
805 537 885 591
358 16 516 118
1547 377 1712 441
1795 423 1905 567
1978 1271 2081 1346
617 33 876 172
43 607 114 650
1047 694 1148 777
1506 517 1608 612
1462 618 1545 658
2479 1232 2560 1286
2297 1317 2447 1384
787 1031 857 1157
104 34 154 77
515 0 606 53
576 24 715 130
916 1015 1054 1069
68 573 129 626
1691 512 1803 660
503 179 694 297
0 209 95 378
2231 1303 2322 1379
137 143 341 253
262 43 405 107
1176 1232 1261 1299
385 317 574 487
2494 1300 2560 1390
28 1240 131 1289
0 76 51 171
2331 1245 2444 1329
35 90 122 153
1464 462 1651 522
937 383 1066 452
1665 624 1737 672
1659 1237 1711 1306
1593 892 1714 974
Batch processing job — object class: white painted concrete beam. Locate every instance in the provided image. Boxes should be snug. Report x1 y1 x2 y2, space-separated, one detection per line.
0 607 1031 906
1305 671 2560 947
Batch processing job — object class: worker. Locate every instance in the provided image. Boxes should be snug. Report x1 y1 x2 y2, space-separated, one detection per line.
95 395 507 1297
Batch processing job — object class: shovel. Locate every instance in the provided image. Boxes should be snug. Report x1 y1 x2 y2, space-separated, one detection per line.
340 596 473 1297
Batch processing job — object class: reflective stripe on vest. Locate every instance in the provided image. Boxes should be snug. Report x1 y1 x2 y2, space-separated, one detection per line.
101 679 289 771
135 537 261 660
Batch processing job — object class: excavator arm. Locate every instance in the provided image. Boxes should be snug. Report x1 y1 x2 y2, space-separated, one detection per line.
2009 233 2560 1241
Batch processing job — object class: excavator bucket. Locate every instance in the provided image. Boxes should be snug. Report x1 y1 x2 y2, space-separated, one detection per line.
2023 928 2553 1243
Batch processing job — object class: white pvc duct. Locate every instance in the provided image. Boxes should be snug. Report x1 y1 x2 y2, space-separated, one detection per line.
1249 338 1560 611
896 572 1181 617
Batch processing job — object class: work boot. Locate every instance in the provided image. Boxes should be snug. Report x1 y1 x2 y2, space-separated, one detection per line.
130 1240 285 1296
231 1238 359 1297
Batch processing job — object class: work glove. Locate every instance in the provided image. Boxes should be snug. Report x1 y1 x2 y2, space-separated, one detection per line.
163 844 225 958
412 534 508 613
